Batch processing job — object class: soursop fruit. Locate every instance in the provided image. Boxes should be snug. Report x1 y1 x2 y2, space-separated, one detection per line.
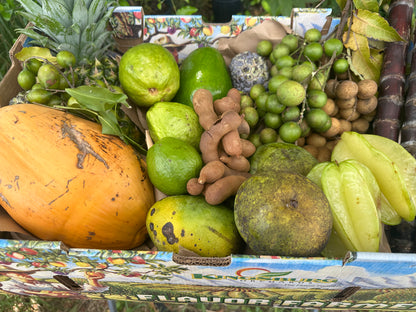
229 51 269 93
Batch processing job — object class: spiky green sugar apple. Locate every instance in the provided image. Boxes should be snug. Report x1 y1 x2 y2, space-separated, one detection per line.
229 51 269 93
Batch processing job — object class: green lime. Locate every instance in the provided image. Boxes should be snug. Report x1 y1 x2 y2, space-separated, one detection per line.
240 94 254 109
275 55 296 70
242 106 259 128
260 128 278 144
17 69 36 90
306 108 331 130
292 62 313 83
257 40 273 57
332 58 349 74
47 94 63 106
31 83 43 90
304 28 322 42
146 137 203 195
303 42 323 62
281 34 299 52
248 133 262 148
250 83 266 100
264 112 283 129
271 43 290 60
26 88 52 104
255 92 269 111
25 58 43 75
268 75 289 93
278 66 293 79
266 94 285 114
56 50 76 68
37 63 62 89
279 121 302 143
307 89 327 108
282 106 300 122
299 119 311 137
276 80 306 107
318 116 332 132
270 64 279 76
324 38 344 57
308 71 328 91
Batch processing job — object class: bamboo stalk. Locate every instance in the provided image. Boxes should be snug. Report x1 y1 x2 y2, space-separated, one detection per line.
372 0 414 141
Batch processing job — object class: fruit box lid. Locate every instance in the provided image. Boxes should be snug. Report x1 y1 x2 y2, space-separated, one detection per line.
1 7 416 310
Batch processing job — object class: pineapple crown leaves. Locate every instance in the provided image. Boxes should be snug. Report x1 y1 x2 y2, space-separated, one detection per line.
16 0 117 64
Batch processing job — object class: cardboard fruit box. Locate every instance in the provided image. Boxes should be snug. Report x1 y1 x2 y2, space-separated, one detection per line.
0 6 416 310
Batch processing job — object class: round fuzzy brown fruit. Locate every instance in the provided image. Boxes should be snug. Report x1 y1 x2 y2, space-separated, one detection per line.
335 80 359 100
357 79 378 99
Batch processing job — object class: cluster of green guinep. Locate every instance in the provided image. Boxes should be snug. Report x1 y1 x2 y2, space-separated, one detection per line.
232 30 347 146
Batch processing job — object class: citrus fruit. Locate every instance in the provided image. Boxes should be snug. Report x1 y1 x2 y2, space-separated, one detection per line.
146 195 244 257
257 40 273 57
146 102 204 150
268 75 289 93
307 89 328 108
146 137 203 195
324 38 344 57
243 106 259 128
304 28 322 42
272 43 291 60
37 63 62 89
306 108 331 131
282 106 300 122
26 88 53 104
333 58 349 74
25 58 43 75
250 83 266 100
264 112 283 129
119 43 180 107
303 42 323 62
240 94 254 109
266 94 285 114
279 121 302 143
292 62 314 83
278 66 293 79
260 128 278 144
255 92 269 111
56 50 76 68
281 34 299 52
276 80 306 107
17 69 36 90
275 55 295 69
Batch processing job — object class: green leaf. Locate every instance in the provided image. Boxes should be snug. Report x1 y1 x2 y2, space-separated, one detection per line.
65 86 128 112
15 46 57 64
346 34 380 81
350 9 404 42
353 0 379 12
176 6 198 15
336 0 347 10
97 110 122 136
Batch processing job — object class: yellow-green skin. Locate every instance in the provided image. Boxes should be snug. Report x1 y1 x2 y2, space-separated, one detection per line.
234 172 332 257
146 195 244 257
119 43 180 107
146 102 203 150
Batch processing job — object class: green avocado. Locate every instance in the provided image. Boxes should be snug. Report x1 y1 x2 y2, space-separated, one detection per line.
174 47 233 107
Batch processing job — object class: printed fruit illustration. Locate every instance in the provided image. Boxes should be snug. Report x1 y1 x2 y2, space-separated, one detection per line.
234 172 332 256
174 47 232 107
146 195 244 257
146 137 203 195
146 101 203 150
249 142 318 176
119 43 180 107
331 131 416 221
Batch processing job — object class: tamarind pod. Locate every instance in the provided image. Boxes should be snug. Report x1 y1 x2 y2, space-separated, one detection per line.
221 129 243 157
220 154 251 172
240 139 256 158
200 111 243 163
238 119 250 136
198 160 226 184
186 178 205 195
227 88 242 104
373 0 414 142
223 165 252 178
204 175 247 205
192 88 218 130
214 97 241 115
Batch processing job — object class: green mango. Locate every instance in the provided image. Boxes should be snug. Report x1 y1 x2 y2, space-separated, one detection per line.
174 47 233 107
